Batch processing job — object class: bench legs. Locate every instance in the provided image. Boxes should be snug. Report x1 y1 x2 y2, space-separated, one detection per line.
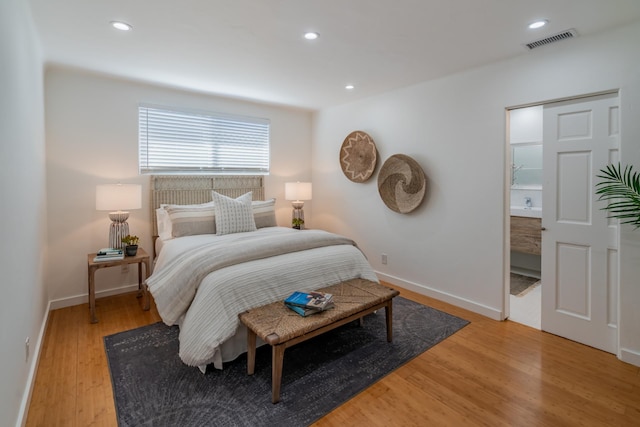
246 328 285 403
385 300 393 342
272 345 285 404
247 329 257 375
245 298 395 404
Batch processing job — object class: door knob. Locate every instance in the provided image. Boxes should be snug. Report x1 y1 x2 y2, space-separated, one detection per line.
541 227 546 231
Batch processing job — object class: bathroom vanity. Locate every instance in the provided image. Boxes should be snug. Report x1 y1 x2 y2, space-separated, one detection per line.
510 215 542 255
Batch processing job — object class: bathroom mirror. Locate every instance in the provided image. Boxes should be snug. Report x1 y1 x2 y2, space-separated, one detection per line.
511 143 542 189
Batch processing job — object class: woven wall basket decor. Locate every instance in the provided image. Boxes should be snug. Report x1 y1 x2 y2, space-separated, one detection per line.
340 131 378 183
377 154 426 214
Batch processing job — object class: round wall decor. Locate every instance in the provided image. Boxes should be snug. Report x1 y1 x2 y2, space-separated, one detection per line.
340 131 377 183
377 154 426 214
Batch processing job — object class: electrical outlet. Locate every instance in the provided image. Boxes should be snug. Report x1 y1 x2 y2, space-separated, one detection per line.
381 253 388 265
25 337 30 361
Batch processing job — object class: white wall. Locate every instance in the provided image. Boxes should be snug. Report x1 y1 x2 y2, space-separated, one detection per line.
619 74 640 366
0 0 48 426
44 67 312 305
312 22 640 363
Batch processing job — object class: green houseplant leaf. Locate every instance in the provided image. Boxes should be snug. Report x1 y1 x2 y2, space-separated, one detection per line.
596 163 640 228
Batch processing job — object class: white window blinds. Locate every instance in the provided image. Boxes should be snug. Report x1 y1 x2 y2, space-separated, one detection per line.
139 105 270 174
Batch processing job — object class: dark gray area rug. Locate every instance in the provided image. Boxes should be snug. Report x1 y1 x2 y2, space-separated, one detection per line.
105 297 469 427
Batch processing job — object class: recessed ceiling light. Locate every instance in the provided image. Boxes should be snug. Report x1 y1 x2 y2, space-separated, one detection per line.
528 20 548 29
111 21 132 31
345 85 355 90
304 32 319 40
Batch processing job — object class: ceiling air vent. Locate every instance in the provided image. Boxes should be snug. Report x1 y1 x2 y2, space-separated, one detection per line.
524 29 577 50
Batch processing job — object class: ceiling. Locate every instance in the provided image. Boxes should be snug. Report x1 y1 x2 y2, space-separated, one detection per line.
27 0 640 111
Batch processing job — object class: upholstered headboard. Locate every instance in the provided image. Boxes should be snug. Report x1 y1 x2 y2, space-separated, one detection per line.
150 175 265 236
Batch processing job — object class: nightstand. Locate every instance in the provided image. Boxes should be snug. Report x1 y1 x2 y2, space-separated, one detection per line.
87 247 151 323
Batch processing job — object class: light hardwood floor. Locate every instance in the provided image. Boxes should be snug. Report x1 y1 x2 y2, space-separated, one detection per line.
26 284 640 426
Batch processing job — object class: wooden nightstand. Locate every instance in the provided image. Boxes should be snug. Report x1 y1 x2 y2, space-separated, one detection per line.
87 247 151 323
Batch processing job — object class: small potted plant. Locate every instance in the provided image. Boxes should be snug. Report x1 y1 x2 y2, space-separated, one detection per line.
292 218 304 230
121 235 139 256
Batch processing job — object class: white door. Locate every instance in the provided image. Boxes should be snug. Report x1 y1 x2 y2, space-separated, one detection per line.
541 92 619 353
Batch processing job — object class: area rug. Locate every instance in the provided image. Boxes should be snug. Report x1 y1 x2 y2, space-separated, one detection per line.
105 297 469 427
510 273 540 296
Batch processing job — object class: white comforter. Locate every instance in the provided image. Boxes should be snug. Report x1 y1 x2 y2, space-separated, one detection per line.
147 227 378 369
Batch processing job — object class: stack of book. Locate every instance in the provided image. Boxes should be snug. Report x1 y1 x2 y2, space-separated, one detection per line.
284 291 334 317
93 248 124 262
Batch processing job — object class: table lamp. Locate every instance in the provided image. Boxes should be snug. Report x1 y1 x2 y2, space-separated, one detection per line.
285 182 312 229
96 183 142 248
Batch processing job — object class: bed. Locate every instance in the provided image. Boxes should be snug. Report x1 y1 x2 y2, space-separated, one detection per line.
146 175 379 372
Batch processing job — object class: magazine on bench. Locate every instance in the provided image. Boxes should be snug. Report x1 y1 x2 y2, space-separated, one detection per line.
284 291 335 316
285 301 335 317
285 291 333 310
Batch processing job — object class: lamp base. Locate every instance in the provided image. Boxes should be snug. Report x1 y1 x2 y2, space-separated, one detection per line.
108 211 130 249
109 222 130 249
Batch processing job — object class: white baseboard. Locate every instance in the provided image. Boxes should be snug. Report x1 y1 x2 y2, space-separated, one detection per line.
620 347 640 367
375 272 503 321
49 283 140 310
16 300 51 427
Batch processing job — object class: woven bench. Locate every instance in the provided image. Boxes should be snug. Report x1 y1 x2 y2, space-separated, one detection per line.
238 278 400 403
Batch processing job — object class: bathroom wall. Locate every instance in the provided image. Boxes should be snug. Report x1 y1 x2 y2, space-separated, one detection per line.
510 105 543 211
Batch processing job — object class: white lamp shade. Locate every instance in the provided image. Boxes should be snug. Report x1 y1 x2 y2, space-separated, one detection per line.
96 184 142 211
285 182 312 201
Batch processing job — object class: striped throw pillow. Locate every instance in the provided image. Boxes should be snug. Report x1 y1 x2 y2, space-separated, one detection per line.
165 201 216 237
252 198 277 228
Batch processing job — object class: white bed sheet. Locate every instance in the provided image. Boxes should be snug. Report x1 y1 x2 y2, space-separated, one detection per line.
147 227 379 371
154 235 167 259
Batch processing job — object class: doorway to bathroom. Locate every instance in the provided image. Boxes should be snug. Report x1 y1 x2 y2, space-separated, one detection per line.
507 92 620 354
508 105 543 329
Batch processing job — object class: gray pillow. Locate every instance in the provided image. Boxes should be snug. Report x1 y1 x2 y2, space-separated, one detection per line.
252 198 277 228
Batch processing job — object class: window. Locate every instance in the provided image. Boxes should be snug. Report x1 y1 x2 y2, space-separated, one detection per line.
138 105 270 174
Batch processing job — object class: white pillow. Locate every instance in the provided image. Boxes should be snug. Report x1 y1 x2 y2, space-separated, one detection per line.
156 207 172 240
212 191 257 235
